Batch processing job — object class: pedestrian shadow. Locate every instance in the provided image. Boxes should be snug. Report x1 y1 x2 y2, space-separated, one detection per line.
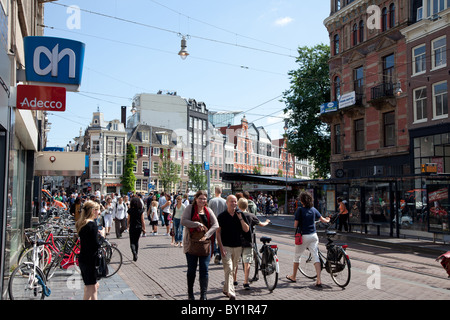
143 244 173 249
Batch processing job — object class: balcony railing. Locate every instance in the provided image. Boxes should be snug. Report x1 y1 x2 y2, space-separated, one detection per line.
370 82 394 100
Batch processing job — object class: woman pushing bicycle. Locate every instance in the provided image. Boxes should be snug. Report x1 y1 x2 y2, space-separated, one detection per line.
286 191 330 288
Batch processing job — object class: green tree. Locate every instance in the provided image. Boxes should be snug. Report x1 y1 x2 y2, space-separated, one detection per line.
158 149 181 192
188 163 207 191
121 143 136 194
282 44 331 178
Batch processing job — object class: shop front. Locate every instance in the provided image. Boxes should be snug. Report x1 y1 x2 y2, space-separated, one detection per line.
311 176 450 241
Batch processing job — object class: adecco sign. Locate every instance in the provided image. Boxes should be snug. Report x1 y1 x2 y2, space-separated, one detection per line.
16 85 66 112
24 36 85 92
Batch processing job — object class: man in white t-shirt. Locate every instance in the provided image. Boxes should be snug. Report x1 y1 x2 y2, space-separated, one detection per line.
113 196 127 238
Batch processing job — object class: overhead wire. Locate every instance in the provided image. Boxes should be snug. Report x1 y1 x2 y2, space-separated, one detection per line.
48 2 297 58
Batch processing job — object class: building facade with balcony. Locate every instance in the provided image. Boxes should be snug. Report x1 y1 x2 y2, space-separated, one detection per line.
318 0 450 240
84 112 127 195
323 0 410 179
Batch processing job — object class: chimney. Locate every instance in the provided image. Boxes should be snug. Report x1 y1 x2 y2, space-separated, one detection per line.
121 106 127 128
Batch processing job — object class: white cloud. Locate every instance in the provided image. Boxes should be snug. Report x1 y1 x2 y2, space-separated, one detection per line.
274 16 294 26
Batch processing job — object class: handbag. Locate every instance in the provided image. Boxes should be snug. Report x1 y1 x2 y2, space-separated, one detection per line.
295 207 303 245
95 247 109 279
295 227 303 245
187 230 211 256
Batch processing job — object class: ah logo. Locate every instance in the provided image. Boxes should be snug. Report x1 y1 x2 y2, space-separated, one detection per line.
24 36 85 92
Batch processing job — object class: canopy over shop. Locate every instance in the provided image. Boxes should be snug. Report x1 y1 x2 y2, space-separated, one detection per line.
221 172 450 242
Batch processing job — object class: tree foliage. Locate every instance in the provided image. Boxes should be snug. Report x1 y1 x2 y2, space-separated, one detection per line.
158 149 181 192
121 143 136 194
188 163 207 191
282 44 331 178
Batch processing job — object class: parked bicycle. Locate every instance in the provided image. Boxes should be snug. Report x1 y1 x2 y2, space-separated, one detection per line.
245 235 279 291
297 221 351 288
101 238 123 278
8 237 52 300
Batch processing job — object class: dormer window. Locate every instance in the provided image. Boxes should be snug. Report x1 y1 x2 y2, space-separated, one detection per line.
162 134 169 145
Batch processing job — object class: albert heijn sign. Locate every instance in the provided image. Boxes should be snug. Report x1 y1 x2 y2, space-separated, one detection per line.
17 85 66 112
24 36 85 92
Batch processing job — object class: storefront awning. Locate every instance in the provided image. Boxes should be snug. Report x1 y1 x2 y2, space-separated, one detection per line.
220 172 308 185
35 151 85 176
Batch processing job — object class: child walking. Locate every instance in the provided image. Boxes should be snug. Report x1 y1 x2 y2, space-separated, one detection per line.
150 200 159 235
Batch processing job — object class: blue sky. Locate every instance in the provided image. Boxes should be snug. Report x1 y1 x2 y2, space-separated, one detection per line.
42 0 330 147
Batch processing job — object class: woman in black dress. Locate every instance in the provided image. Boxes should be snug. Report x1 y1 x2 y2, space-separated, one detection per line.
75 200 105 300
127 197 146 261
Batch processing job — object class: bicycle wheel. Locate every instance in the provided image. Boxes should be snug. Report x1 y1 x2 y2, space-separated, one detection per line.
45 251 64 280
328 247 351 288
104 245 122 278
9 264 47 300
261 248 278 291
298 249 317 279
18 246 52 270
246 247 260 283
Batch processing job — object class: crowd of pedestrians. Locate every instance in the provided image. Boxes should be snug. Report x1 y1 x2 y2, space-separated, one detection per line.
49 187 331 301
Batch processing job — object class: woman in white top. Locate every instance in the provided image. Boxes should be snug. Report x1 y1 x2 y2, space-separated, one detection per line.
161 194 172 236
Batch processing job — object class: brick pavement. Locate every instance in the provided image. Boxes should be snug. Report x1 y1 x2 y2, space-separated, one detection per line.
43 214 450 301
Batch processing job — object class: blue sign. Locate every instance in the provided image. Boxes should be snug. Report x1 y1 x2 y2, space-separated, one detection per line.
24 36 85 91
204 161 210 171
320 101 338 114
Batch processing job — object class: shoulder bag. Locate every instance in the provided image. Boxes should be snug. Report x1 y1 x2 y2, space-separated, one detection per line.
95 247 109 279
295 208 303 245
187 205 211 257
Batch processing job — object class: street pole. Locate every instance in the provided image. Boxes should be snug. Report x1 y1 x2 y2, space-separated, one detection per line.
284 119 288 215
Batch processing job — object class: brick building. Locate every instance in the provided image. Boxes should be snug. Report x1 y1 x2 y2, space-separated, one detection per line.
323 0 410 178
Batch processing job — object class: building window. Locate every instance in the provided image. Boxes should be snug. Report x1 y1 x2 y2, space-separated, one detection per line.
116 140 123 154
426 0 449 17
334 124 341 154
153 161 159 174
433 81 448 119
153 147 160 156
107 140 114 154
116 160 123 176
383 54 395 84
352 24 358 46
333 34 340 55
413 44 426 75
107 160 114 175
354 66 364 96
389 3 395 28
381 7 388 32
133 160 137 173
92 140 100 153
384 112 395 147
92 161 99 174
136 179 141 191
359 20 364 43
413 87 428 122
432 36 447 69
354 119 365 151
334 76 341 101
